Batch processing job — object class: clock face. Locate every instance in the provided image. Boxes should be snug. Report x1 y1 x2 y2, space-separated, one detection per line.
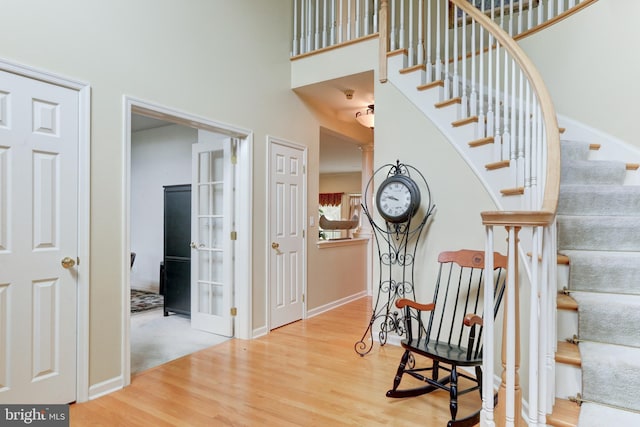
376 175 421 223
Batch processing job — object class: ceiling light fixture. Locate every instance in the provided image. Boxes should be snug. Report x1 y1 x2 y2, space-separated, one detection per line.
355 104 374 129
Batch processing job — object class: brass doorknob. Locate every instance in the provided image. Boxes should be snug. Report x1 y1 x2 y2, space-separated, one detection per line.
271 242 280 249
61 257 76 269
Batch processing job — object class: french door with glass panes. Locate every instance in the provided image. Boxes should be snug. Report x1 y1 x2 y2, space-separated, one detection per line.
190 134 235 336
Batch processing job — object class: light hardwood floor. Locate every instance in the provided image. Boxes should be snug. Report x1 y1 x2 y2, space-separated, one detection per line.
71 297 482 426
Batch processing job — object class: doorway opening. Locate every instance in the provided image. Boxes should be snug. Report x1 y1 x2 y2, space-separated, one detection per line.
124 98 253 382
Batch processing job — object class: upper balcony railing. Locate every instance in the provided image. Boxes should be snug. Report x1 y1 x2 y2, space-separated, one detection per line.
291 0 380 56
291 0 592 58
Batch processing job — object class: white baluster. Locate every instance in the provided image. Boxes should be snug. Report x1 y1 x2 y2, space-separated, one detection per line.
502 50 511 163
517 69 525 192
517 0 523 34
293 0 299 55
461 8 468 117
322 0 328 47
486 13 494 140
399 0 406 51
425 0 432 82
470 7 478 120
443 1 450 99
390 0 397 50
373 0 379 33
364 0 371 35
545 223 558 416
505 225 517 427
407 0 415 66
355 0 361 38
507 0 514 37
434 0 442 82
417 0 424 66
330 0 336 45
537 225 549 425
529 225 541 427
347 0 352 40
452 4 460 99
524 83 532 209
481 225 496 427
314 0 320 50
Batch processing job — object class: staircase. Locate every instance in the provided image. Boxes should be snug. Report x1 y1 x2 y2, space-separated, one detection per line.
383 4 640 424
290 0 632 425
548 140 640 426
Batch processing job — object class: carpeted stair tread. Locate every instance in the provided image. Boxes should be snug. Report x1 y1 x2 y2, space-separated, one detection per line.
557 215 640 251
560 250 640 295
573 292 640 347
578 402 640 427
579 341 640 412
561 160 627 185
558 185 640 216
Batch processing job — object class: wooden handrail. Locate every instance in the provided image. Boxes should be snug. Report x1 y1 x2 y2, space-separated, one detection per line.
449 0 560 224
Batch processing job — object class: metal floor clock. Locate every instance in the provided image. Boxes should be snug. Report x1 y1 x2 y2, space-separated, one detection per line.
355 160 435 356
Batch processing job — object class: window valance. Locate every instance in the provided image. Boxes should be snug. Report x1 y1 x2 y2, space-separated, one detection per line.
319 192 343 206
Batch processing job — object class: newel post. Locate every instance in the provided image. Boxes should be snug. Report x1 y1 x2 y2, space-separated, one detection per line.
379 0 389 82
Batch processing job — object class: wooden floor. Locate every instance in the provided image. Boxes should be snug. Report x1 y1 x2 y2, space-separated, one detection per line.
71 297 482 426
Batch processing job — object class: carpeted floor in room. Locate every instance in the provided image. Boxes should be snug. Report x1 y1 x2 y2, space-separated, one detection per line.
130 307 230 375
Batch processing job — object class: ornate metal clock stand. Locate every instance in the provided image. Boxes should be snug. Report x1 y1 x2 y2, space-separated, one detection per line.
354 160 435 356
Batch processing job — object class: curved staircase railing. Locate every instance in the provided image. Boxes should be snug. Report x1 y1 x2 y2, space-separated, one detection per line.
380 1 562 426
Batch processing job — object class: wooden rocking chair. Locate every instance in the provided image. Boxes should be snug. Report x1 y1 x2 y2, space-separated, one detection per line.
386 249 508 427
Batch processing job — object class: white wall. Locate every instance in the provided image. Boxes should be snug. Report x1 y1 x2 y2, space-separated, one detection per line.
519 1 640 145
130 124 196 292
0 0 324 387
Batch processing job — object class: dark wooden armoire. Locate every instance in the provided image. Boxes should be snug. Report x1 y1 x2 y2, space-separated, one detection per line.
163 184 191 316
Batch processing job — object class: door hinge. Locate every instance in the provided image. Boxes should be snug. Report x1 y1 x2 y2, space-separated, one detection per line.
303 165 306 174
231 139 238 164
230 307 237 316
230 231 237 241
302 229 305 238
302 294 305 303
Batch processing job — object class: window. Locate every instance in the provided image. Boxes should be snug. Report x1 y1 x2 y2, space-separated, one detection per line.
319 193 361 240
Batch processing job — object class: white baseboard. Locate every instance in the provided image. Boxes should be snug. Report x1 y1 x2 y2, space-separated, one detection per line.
88 376 124 400
252 325 268 339
306 291 368 318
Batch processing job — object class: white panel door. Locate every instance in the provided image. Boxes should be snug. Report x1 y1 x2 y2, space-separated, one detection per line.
190 134 234 336
269 140 305 329
0 70 78 403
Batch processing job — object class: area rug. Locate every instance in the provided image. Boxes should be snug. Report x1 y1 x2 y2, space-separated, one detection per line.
131 289 163 313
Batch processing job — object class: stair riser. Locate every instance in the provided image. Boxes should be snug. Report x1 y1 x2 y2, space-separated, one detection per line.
561 142 591 161
557 310 578 343
555 363 581 401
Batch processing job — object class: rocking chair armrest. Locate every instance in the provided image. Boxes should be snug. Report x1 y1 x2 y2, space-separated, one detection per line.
464 313 483 327
395 298 435 312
